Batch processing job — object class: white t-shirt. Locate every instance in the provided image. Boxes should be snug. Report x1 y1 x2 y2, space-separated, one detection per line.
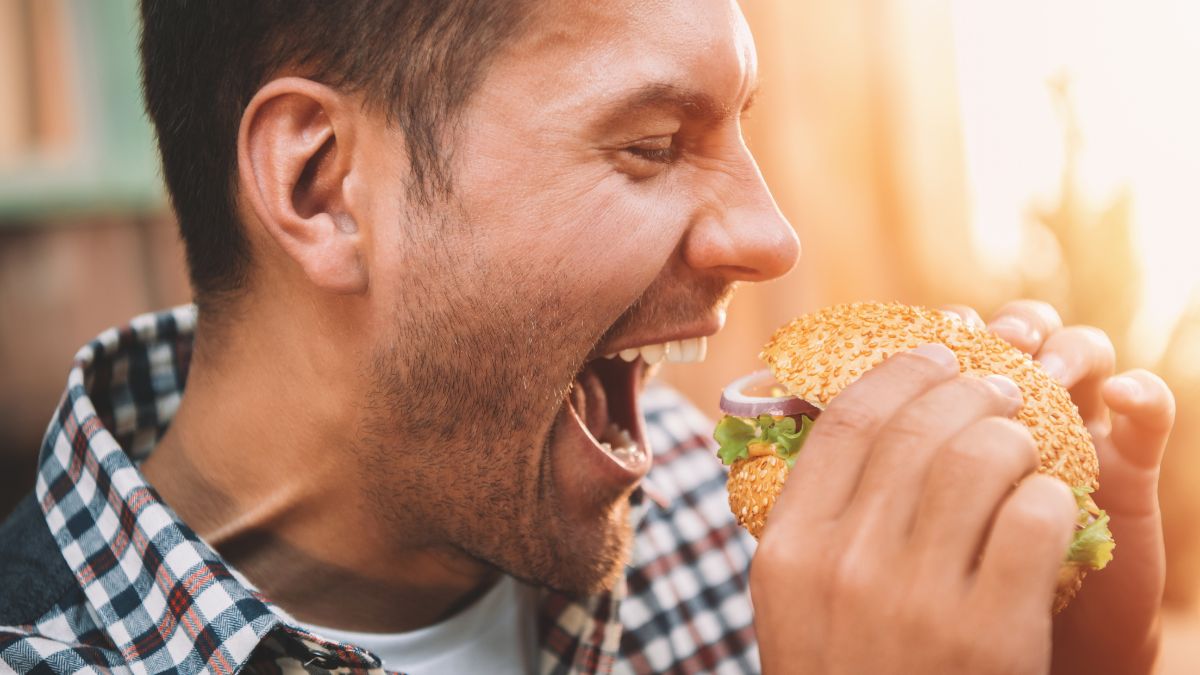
299 575 539 674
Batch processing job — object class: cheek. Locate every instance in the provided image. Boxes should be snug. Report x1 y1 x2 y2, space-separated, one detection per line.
449 111 699 318
467 168 692 313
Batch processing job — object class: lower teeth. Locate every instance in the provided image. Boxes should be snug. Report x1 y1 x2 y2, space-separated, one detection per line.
598 422 645 466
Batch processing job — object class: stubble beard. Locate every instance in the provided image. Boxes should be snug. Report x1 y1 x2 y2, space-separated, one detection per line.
353 255 635 596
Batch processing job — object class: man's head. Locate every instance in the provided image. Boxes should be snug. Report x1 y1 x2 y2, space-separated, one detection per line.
140 1 530 310
140 0 799 595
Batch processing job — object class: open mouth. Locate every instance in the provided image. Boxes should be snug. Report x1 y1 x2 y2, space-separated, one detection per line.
567 356 650 474
563 336 710 481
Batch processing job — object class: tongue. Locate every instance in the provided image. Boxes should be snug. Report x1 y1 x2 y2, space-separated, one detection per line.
575 364 610 440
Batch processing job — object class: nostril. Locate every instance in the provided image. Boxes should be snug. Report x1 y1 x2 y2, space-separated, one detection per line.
725 265 762 279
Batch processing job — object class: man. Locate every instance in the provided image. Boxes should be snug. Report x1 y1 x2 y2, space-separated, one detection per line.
0 1 1174 673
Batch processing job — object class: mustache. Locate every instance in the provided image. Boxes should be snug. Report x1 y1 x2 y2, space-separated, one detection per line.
593 274 738 353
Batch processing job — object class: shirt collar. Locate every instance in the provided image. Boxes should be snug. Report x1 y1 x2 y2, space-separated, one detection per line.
34 306 378 672
33 305 643 673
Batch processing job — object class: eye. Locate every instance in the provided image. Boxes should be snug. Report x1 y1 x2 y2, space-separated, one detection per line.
623 136 679 165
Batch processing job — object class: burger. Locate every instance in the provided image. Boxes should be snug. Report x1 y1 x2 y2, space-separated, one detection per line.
714 301 1114 613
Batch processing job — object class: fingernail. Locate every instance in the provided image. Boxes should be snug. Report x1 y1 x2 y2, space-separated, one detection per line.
1105 375 1142 403
911 343 958 368
985 374 1023 401
1038 353 1068 385
940 309 967 325
990 316 1037 343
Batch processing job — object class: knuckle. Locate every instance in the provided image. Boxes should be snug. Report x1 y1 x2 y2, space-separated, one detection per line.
1008 478 1074 534
1077 324 1114 347
939 431 991 475
831 554 878 603
1002 299 1061 329
1078 325 1117 359
749 540 788 596
883 350 958 379
814 399 881 441
753 530 834 607
875 409 929 448
954 374 1009 406
752 533 793 574
1022 299 1060 321
753 531 817 585
1012 503 1065 537
975 417 1038 467
881 378 1019 457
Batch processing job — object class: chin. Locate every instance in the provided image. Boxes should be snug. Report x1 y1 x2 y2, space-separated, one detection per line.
520 495 635 597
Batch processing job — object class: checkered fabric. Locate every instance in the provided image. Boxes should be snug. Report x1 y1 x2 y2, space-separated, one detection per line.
0 306 760 674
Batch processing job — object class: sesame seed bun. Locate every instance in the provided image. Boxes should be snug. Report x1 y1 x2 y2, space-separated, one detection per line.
727 301 1102 613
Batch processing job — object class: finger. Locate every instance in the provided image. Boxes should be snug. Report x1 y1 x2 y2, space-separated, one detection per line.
1102 369 1175 471
987 300 1064 355
911 417 1039 575
972 474 1076 615
941 304 986 330
846 374 1024 539
1035 326 1116 424
1088 370 1175 516
782 344 960 522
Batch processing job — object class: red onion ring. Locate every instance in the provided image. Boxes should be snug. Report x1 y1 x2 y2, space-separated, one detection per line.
719 369 821 418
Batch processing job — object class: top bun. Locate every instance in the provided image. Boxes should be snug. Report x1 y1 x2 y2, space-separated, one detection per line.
759 301 1098 491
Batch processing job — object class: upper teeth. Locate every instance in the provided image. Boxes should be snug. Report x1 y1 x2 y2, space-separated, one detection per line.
604 336 707 364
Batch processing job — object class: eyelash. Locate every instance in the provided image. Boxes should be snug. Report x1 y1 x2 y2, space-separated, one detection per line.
625 140 679 165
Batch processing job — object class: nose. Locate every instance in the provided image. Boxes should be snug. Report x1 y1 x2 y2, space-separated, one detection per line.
681 151 800 283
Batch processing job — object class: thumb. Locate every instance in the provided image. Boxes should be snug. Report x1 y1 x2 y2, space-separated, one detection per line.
1102 369 1175 471
1092 369 1174 516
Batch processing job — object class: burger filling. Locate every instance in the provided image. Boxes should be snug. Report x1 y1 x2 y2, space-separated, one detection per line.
714 413 816 468
1068 485 1115 570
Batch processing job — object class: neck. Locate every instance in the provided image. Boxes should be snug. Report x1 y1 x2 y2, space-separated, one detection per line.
141 302 497 632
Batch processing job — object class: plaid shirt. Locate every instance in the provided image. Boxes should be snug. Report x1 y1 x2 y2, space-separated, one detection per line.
0 306 760 674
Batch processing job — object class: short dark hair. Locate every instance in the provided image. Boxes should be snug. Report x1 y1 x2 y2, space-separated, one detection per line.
139 1 529 310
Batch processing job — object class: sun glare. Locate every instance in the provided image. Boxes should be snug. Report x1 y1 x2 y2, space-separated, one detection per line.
953 0 1200 365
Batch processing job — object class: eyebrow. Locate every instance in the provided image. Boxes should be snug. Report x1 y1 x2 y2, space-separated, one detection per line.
597 80 759 128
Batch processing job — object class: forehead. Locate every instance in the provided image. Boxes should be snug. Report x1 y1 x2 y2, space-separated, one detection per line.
492 0 756 118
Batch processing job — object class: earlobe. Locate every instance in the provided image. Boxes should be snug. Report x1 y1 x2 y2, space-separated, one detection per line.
238 77 368 295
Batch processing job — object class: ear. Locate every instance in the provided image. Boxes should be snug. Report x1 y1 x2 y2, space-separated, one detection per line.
237 77 368 294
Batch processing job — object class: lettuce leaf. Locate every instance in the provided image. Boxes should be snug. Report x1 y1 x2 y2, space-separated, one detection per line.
1068 512 1115 568
767 414 815 468
715 415 756 465
1066 485 1115 569
714 414 816 468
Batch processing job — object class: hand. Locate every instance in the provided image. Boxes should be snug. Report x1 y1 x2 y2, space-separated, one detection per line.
971 300 1176 675
751 343 1077 674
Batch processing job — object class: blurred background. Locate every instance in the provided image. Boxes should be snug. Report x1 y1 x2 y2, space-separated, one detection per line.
0 0 1197 667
